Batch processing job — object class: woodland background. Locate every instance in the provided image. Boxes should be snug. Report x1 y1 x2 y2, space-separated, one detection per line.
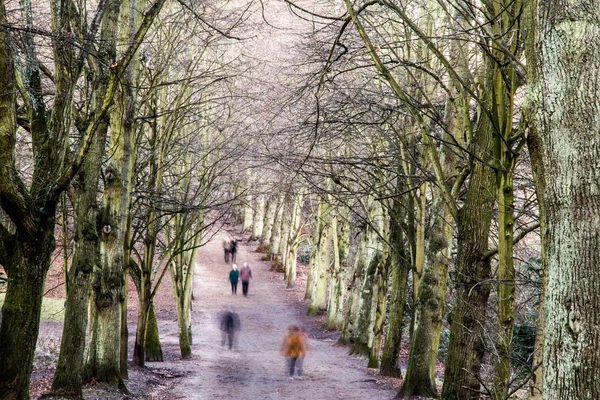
0 0 597 399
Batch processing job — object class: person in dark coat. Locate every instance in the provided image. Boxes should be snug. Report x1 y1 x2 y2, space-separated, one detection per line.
230 239 238 263
218 306 241 349
229 264 240 295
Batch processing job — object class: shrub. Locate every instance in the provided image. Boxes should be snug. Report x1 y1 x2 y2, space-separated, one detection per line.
270 259 285 272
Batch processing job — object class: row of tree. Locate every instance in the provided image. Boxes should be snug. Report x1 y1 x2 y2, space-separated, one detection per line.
234 0 600 399
0 0 259 397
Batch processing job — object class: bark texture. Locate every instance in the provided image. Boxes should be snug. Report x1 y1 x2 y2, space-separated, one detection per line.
528 2 600 398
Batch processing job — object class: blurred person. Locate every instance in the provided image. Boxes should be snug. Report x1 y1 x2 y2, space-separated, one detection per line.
240 262 253 296
230 239 238 263
280 325 306 380
218 306 241 350
223 238 232 262
229 264 240 295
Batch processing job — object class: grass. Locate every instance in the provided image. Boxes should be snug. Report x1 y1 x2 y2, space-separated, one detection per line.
0 294 65 322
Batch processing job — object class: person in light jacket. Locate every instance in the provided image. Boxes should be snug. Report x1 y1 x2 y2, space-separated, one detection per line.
240 262 253 296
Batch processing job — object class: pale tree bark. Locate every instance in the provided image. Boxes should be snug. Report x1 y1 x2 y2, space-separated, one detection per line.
268 193 285 258
168 216 202 359
527 1 600 398
324 206 349 330
285 192 305 288
368 208 390 368
340 197 383 353
242 191 254 232
270 194 286 260
261 194 278 245
251 193 265 241
307 195 333 316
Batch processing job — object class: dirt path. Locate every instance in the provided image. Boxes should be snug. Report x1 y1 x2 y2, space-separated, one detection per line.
151 229 397 400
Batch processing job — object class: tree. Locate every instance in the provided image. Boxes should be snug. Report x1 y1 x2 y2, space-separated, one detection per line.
527 1 600 398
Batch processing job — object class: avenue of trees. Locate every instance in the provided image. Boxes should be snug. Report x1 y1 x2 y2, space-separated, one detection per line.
0 0 598 399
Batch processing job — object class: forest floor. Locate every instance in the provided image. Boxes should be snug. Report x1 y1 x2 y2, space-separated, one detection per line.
29 225 406 399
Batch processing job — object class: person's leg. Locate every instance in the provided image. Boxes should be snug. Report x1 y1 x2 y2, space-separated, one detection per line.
242 281 248 296
231 282 235 294
233 283 238 295
228 332 234 349
297 357 304 377
289 357 297 377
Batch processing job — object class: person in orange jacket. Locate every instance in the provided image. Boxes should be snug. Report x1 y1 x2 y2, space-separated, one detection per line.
281 325 306 380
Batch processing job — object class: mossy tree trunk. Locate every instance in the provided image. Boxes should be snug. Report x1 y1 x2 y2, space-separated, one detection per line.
52 112 108 395
441 111 496 400
399 195 452 398
324 208 349 330
527 1 600 398
379 190 409 377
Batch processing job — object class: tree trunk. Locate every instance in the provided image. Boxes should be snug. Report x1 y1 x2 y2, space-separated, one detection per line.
145 304 163 361
369 211 390 368
52 36 112 394
528 2 600 398
379 197 409 377
261 194 278 245
399 198 451 397
251 194 265 241
0 230 55 399
84 165 126 386
441 114 496 400
52 130 105 393
324 210 349 330
286 193 303 288
269 193 285 259
308 196 332 315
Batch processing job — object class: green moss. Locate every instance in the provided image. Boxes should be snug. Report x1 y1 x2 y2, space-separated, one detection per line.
0 294 64 322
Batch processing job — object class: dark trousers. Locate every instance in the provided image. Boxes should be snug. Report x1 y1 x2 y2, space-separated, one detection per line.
242 280 249 296
231 282 238 294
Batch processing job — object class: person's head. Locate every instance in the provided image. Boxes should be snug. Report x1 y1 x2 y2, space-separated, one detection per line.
244 262 249 268
232 264 238 270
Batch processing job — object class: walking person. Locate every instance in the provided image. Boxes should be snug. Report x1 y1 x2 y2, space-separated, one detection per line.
223 238 232 263
229 264 240 295
230 239 238 263
281 325 306 380
240 262 253 296
218 306 241 350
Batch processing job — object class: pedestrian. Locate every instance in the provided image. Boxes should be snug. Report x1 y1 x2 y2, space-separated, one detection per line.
230 239 238 263
281 325 306 380
229 264 239 295
218 306 241 350
240 262 253 296
223 238 232 263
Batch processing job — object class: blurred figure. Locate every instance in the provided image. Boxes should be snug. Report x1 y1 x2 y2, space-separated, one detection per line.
223 238 232 262
229 264 239 295
218 306 241 350
281 325 306 380
240 262 253 296
230 239 238 263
